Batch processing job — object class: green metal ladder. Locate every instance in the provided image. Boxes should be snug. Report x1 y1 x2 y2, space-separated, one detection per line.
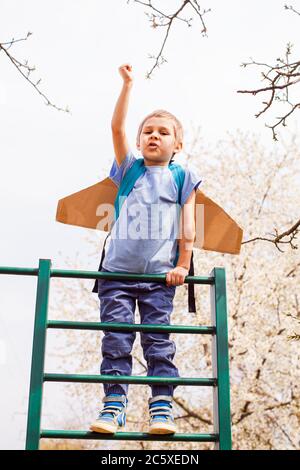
0 258 231 450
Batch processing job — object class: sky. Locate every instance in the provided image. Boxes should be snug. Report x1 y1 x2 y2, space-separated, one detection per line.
1 0 300 449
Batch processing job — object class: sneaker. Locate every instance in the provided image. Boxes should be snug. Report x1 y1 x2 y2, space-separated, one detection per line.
148 395 177 434
89 394 127 434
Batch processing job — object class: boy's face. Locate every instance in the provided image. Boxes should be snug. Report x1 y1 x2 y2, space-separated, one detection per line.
137 117 182 166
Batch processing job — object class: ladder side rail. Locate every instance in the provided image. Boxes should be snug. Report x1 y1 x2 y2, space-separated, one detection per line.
25 259 51 450
210 267 232 450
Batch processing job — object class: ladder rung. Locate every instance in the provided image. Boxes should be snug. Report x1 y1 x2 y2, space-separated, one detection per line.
43 373 217 387
40 430 219 442
47 320 216 335
50 269 215 285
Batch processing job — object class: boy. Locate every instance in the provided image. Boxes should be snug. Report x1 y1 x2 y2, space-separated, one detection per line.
90 64 202 435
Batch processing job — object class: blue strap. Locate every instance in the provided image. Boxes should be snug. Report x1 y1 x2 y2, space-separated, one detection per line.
114 158 146 221
168 162 185 207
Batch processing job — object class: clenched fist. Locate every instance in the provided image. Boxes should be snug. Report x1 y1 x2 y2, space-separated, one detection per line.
118 63 133 84
166 266 189 287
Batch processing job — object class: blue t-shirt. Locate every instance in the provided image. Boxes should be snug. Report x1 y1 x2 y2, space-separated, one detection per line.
102 151 203 274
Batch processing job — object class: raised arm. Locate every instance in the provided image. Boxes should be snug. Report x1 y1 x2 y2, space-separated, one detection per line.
111 64 133 167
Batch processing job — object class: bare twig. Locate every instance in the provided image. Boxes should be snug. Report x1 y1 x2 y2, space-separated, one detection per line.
257 152 289 217
287 332 300 341
284 3 300 16
286 262 300 277
174 396 212 425
237 5 300 140
265 412 298 449
242 218 300 252
0 32 70 113
127 0 211 78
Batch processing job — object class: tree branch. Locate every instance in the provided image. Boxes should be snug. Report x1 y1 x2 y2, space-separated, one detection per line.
0 32 70 113
242 218 300 252
174 396 212 425
127 0 210 78
237 5 300 140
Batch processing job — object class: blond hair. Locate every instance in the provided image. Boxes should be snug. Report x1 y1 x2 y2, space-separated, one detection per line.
136 109 183 162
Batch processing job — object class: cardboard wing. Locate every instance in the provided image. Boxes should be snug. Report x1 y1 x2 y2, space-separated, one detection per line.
56 177 243 255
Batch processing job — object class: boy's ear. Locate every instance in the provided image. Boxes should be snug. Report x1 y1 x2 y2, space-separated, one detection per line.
174 141 183 153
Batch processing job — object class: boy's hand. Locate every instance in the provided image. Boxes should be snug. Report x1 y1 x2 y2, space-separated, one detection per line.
166 266 189 287
119 63 133 84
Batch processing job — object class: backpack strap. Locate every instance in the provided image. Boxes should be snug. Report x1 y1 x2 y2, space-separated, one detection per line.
91 231 110 293
169 162 185 206
114 158 146 221
187 251 196 313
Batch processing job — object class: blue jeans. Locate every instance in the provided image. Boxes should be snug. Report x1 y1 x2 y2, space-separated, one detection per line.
98 268 179 397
